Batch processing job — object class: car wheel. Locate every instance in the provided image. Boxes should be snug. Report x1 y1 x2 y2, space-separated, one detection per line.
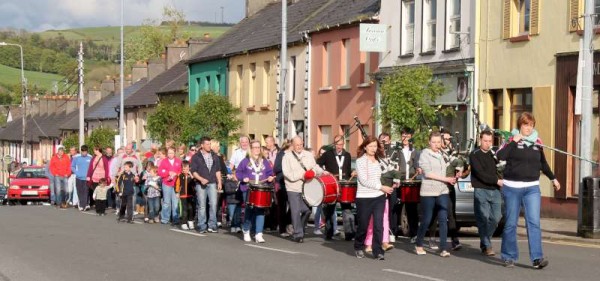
399 204 410 237
20 200 28 205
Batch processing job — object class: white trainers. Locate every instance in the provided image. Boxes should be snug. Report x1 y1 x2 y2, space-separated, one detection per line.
314 229 323 235
255 233 265 243
231 227 236 233
187 221 195 230
181 224 189 230
243 230 251 242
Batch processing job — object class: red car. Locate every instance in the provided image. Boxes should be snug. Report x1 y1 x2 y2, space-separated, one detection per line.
7 166 51 205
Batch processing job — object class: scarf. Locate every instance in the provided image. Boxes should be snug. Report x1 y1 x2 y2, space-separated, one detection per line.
511 128 541 147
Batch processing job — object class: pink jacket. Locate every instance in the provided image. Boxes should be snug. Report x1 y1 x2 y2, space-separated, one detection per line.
158 157 182 187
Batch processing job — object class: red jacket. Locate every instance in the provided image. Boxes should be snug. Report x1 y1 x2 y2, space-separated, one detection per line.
50 153 71 177
158 157 182 187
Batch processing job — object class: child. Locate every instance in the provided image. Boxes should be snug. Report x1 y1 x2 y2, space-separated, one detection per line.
145 165 162 224
175 161 195 230
116 161 136 223
93 178 109 216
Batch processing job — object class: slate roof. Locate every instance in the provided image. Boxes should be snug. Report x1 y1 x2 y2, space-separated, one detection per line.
187 0 380 64
0 110 78 142
86 78 147 120
124 61 187 108
156 69 187 94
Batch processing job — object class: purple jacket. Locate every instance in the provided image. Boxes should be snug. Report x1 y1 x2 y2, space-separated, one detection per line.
235 157 273 191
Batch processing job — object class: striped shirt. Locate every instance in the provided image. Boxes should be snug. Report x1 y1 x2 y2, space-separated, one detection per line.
356 155 385 198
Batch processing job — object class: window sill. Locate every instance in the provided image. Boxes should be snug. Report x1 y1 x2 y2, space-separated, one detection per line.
399 53 414 58
337 85 352 90
357 83 371 88
319 86 333 92
246 105 256 112
442 47 461 53
419 50 435 56
260 105 270 111
575 27 600 35
509 34 530 43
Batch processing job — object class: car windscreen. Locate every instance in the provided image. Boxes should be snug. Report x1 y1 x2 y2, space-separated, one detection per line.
17 168 47 179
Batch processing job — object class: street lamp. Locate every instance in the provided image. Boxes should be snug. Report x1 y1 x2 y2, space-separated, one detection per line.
0 42 27 163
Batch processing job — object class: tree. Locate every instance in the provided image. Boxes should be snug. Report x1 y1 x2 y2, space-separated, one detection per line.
189 92 243 145
87 127 117 150
61 134 79 151
146 102 192 145
379 66 450 148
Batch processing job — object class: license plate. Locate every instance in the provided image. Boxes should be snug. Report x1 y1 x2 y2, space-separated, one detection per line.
22 190 38 196
458 182 474 192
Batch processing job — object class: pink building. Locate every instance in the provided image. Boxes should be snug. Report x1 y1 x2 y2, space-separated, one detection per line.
310 24 379 155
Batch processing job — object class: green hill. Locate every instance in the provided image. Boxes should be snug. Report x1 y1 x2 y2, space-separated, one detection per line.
39 25 230 47
0 64 64 91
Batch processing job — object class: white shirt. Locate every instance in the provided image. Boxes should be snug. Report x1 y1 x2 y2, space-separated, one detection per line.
230 148 248 169
402 147 412 180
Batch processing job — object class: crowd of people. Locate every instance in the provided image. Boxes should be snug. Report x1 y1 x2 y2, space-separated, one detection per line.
40 112 558 269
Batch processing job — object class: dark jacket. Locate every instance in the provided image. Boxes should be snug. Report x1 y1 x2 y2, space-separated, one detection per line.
317 149 352 179
116 171 136 196
497 141 555 182
190 151 221 184
175 172 195 198
273 150 286 186
469 148 499 190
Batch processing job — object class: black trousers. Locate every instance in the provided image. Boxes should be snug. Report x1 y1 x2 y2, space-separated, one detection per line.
276 184 291 234
323 203 337 239
405 202 420 237
354 195 386 257
76 179 89 208
180 197 194 223
96 200 107 214
119 194 134 221
389 189 399 236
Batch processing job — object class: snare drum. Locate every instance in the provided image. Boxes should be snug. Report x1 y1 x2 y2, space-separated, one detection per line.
302 174 339 207
399 180 421 203
248 183 274 208
337 180 357 203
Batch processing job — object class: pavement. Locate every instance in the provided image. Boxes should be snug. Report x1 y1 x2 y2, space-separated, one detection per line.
461 217 600 246
1 205 600 281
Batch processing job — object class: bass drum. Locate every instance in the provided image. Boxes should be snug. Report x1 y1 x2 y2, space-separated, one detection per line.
302 174 338 207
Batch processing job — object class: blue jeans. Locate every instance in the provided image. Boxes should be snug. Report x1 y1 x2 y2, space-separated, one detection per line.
196 183 218 231
474 188 503 250
147 197 160 220
242 190 265 234
48 175 55 203
161 185 179 224
416 194 449 251
501 185 543 262
227 203 241 227
53 176 68 205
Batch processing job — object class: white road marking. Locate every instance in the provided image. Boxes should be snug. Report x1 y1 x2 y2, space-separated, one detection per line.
383 269 447 281
543 240 600 249
244 244 318 257
81 211 97 216
170 229 206 237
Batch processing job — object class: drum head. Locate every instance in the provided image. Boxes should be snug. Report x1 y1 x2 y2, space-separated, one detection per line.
303 179 324 207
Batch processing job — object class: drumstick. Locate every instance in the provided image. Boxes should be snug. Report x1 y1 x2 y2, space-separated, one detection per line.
409 173 418 181
348 175 355 181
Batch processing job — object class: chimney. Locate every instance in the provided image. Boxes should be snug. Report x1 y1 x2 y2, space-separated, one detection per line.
100 75 116 97
131 61 148 82
39 97 49 115
246 0 280 18
124 74 132 88
188 36 212 57
28 99 40 116
87 88 102 107
166 39 189 69
64 96 78 115
147 54 166 81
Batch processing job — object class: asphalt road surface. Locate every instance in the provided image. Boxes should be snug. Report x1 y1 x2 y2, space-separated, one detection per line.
0 206 599 281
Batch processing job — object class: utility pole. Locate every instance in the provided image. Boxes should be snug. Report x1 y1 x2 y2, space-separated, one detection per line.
119 0 125 148
278 0 288 144
578 0 595 235
221 6 224 24
77 42 85 148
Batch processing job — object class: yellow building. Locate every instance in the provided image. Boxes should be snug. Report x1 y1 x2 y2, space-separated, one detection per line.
478 0 600 218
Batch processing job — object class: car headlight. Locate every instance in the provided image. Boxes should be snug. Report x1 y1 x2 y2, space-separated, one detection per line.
39 185 49 190
9 185 20 190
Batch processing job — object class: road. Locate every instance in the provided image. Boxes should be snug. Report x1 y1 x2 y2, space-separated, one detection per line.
0 206 598 281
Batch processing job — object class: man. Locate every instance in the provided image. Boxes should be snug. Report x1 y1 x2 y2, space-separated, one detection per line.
394 128 420 241
317 135 354 240
191 137 223 233
282 136 326 243
469 130 503 256
71 145 92 211
104 147 114 160
439 129 462 250
50 146 71 209
229 135 250 171
108 147 125 210
67 146 79 207
44 159 55 205
265 136 279 166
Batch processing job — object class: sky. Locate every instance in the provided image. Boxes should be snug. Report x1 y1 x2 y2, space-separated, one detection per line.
0 0 246 32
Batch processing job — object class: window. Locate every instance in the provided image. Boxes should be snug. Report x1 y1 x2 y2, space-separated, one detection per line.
342 39 351 86
205 76 211 92
293 120 305 140
323 42 331 87
596 0 600 25
402 0 415 55
340 125 351 150
447 0 461 49
518 0 531 35
249 134 255 141
359 52 370 84
492 90 504 131
510 89 532 127
503 0 539 39
263 61 271 105
290 56 297 101
215 74 221 92
423 0 437 52
319 125 332 147
249 63 256 106
236 65 243 106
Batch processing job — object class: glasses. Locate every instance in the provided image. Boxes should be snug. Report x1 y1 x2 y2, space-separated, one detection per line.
251 146 261 149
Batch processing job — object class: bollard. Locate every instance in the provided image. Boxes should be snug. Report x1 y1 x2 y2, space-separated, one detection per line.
579 177 600 239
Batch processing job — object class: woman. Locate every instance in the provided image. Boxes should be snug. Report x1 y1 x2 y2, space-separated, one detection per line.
211 139 230 231
86 146 110 207
497 112 559 269
178 144 187 159
415 132 455 257
236 140 275 243
158 147 182 225
354 136 394 260
273 140 293 237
